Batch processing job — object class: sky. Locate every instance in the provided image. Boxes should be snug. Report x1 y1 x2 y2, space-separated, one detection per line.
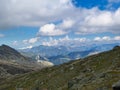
0 0 120 49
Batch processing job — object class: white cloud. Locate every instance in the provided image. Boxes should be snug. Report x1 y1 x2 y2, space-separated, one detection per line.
19 45 33 49
0 0 120 35
94 37 102 41
44 35 120 46
23 37 39 44
29 38 38 44
102 36 111 41
85 12 113 26
37 7 120 36
42 35 89 46
38 23 66 36
75 8 120 34
0 0 73 28
25 45 33 49
114 36 120 40
21 35 120 47
61 18 75 29
60 0 69 4
0 34 4 37
94 36 111 41
94 36 120 42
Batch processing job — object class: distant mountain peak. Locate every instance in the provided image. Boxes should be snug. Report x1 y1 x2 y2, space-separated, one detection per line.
0 44 15 50
1 44 8 47
0 44 12 49
0 44 26 61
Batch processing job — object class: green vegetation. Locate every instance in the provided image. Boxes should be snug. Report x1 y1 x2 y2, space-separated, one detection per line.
0 46 120 90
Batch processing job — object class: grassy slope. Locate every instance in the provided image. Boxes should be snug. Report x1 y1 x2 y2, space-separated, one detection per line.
0 47 120 90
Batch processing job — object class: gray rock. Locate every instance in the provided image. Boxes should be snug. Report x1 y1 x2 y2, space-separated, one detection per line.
112 80 120 90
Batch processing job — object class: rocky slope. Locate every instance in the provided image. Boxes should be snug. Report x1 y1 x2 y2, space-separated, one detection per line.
0 44 53 79
0 46 120 90
0 62 31 79
0 44 32 62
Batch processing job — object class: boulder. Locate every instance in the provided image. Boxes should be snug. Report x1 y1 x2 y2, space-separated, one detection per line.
112 80 120 90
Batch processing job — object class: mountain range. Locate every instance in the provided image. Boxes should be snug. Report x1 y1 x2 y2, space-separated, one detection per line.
20 42 120 65
0 46 120 90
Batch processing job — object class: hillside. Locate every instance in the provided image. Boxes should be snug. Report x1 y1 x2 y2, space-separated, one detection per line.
0 46 120 90
0 44 30 61
0 45 53 79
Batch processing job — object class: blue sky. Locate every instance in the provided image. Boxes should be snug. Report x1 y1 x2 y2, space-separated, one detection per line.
0 0 120 49
72 0 108 10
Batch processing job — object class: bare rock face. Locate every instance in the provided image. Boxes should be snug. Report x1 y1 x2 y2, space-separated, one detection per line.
112 80 120 90
36 55 54 67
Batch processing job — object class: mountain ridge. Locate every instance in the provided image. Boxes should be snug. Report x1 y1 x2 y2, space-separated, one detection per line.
0 44 54 79
20 43 120 65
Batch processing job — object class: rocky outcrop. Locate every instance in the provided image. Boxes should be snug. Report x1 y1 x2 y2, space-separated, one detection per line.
112 80 120 90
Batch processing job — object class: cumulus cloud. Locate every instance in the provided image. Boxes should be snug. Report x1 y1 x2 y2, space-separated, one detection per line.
0 0 120 36
38 23 66 36
37 7 120 36
75 8 120 34
85 12 113 26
